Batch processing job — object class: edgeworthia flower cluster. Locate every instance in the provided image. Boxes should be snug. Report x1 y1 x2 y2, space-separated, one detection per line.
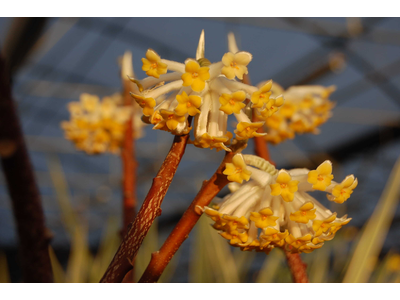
260 82 336 144
61 52 144 154
130 30 285 152
201 154 357 254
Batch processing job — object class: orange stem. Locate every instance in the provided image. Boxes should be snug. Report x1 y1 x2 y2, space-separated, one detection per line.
139 142 246 283
100 133 190 283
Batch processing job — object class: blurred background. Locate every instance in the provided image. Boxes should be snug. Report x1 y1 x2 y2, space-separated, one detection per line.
0 17 400 283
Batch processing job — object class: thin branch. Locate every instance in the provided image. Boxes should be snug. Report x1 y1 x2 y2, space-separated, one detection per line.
100 132 190 283
121 79 137 238
139 141 247 283
0 53 53 282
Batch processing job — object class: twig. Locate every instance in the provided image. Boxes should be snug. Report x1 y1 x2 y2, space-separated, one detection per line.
139 141 247 283
100 133 190 283
243 74 308 283
0 53 53 282
121 79 137 238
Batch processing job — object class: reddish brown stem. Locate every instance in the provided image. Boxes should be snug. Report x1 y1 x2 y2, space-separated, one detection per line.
243 74 308 283
100 133 190 283
139 142 246 283
121 79 137 238
0 53 53 282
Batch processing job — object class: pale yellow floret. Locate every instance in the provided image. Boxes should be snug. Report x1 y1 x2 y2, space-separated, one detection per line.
285 234 313 252
312 213 337 236
221 51 252 80
249 208 279 228
307 160 334 191
260 95 284 118
219 91 246 115
159 109 186 131
234 122 265 140
141 49 168 78
174 91 202 116
289 202 317 223
181 60 210 92
220 230 248 245
270 170 299 202
251 80 273 109
260 228 289 248
130 93 156 117
222 215 249 233
329 175 358 203
195 133 232 152
223 153 252 184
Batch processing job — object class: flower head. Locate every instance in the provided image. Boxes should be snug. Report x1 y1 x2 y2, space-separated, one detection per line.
260 83 336 145
61 93 134 154
201 154 357 254
307 160 334 191
223 153 252 183
129 31 272 150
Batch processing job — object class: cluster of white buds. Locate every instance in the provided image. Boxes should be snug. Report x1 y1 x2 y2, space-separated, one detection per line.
201 154 357 254
129 31 285 151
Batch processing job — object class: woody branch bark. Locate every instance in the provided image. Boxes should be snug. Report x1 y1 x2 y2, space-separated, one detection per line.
242 74 308 283
121 79 137 238
100 133 190 283
0 53 53 282
139 141 247 283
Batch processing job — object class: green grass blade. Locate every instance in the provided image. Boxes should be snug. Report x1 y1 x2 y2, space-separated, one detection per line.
343 156 400 283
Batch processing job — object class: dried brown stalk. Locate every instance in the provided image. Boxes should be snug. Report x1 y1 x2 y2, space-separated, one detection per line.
0 53 53 282
139 141 247 283
243 74 308 283
100 133 190 283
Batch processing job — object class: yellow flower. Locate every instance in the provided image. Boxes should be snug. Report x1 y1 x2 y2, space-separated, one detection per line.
223 153 252 184
222 215 249 233
141 49 168 78
196 133 231 152
312 213 337 236
159 109 186 131
251 81 273 109
285 234 319 253
270 170 299 202
250 208 279 228
260 228 289 247
329 175 358 204
181 60 210 92
80 93 99 112
289 202 317 223
221 51 252 80
260 95 284 118
131 94 156 117
279 102 297 118
219 91 246 115
307 160 334 191
220 230 248 245
234 122 265 140
174 91 201 116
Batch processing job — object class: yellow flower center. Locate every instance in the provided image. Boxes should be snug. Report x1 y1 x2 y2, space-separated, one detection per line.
151 63 157 69
296 240 302 245
280 183 286 189
272 234 277 239
168 115 174 120
246 127 251 131
230 62 239 69
301 211 307 216
187 102 192 107
229 99 235 105
141 101 146 106
235 167 242 173
260 93 265 98
340 189 346 195
262 215 267 220
321 223 326 228
318 175 324 181
192 72 199 78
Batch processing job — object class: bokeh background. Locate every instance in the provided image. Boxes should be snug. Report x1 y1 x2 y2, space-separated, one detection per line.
0 17 400 283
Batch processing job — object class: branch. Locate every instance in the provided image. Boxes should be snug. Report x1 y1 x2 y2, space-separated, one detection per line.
139 141 247 283
0 53 53 282
100 133 190 283
121 79 137 237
